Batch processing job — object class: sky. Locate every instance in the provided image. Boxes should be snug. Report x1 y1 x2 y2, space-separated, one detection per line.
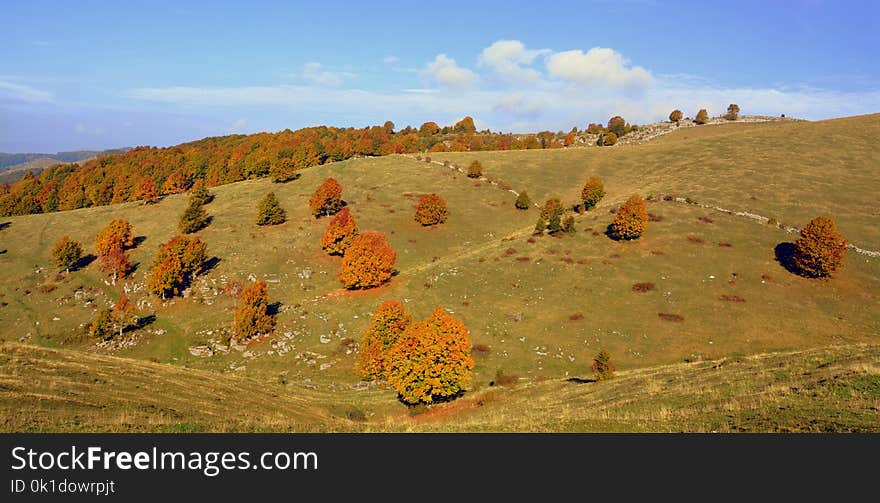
1 0 878 152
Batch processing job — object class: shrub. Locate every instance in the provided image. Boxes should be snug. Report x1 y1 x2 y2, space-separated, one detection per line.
178 200 209 233
95 219 134 257
598 132 617 146
581 177 605 210
146 235 207 298
515 191 531 209
562 213 575 233
695 108 709 125
135 177 159 204
792 216 848 277
536 197 564 234
232 280 275 342
724 104 740 121
270 157 298 183
414 193 448 226
309 177 343 217
608 194 648 240
632 282 655 292
321 207 359 255
385 307 474 404
52 236 83 272
256 192 286 226
188 180 213 206
564 132 576 146
669 109 683 122
338 231 396 289
591 349 615 380
467 160 483 178
355 300 412 380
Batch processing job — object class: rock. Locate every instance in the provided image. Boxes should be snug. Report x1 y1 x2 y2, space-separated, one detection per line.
319 363 333 371
188 345 214 357
319 334 331 344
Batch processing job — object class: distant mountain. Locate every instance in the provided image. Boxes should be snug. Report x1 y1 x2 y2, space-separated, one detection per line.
0 149 128 171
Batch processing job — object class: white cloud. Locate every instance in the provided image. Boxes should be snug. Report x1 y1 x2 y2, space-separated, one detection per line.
546 47 653 88
478 40 549 83
300 62 355 87
422 54 476 89
383 55 400 66
0 80 53 103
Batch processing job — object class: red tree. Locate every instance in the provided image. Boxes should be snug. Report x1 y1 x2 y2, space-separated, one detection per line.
309 177 343 217
321 207 359 255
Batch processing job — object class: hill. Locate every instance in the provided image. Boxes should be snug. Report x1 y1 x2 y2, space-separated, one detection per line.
0 114 877 431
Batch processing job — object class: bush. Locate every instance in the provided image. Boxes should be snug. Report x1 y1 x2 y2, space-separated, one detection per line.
562 213 575 233
355 300 412 380
321 207 359 255
270 157 298 183
724 104 740 121
414 193 448 226
52 236 83 272
515 191 531 210
467 160 483 178
598 132 617 146
669 109 683 122
591 349 615 380
338 231 396 289
178 199 209 233
581 177 605 210
792 216 848 277
309 177 344 217
536 197 563 234
695 108 709 125
385 307 474 404
188 180 213 206
95 219 134 257
564 132 576 146
256 192 286 226
232 280 275 342
608 194 648 240
147 235 208 298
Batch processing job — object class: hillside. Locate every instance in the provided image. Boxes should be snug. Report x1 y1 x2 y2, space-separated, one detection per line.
0 114 878 432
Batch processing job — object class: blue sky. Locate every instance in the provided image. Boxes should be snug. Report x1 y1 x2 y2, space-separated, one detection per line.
1 0 878 152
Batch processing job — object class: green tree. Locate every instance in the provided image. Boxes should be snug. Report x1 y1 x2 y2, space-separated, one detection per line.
178 200 209 233
52 236 83 272
591 349 615 380
515 191 531 210
257 192 286 225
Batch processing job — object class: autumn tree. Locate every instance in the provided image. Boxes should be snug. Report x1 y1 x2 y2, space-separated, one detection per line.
270 157 298 183
309 177 343 217
257 192 286 225
607 116 629 137
608 194 649 240
564 131 576 146
419 122 440 135
591 349 615 380
669 109 683 122
135 177 159 204
581 177 605 210
189 179 213 206
321 207 359 255
598 132 618 146
467 160 483 178
515 191 531 210
535 197 564 233
52 236 83 272
724 103 740 121
112 293 137 338
95 219 134 257
695 108 709 125
178 199 209 233
355 300 412 380
161 172 187 195
338 231 396 289
414 193 448 226
232 280 275 342
383 120 395 134
100 247 131 285
454 116 477 133
88 308 115 340
146 235 208 298
385 307 474 404
792 216 848 277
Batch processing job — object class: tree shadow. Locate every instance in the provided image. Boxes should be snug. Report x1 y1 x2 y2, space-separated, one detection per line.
128 314 157 332
200 256 221 274
267 301 282 316
0 222 10 231
132 236 147 249
566 377 597 384
273 173 301 184
397 389 466 407
0 249 6 255
774 242 799 275
129 262 140 275
72 254 96 271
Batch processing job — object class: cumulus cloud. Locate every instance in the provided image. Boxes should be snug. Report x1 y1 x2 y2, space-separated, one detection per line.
546 47 653 88
0 79 53 103
478 40 549 83
300 62 355 87
422 54 477 89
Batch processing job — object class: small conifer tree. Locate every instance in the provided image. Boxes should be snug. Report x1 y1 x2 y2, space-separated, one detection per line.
257 192 286 226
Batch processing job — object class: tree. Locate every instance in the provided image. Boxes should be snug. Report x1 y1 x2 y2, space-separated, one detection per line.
694 108 709 125
309 177 343 217
454 116 477 133
383 120 395 134
467 160 483 178
100 247 131 285
95 219 134 257
515 191 531 210
232 280 275 342
112 293 137 338
178 199 209 233
598 132 617 146
338 231 396 289
355 300 412 380
89 308 115 340
792 216 848 277
724 103 740 121
419 122 440 135
189 179 213 206
146 235 208 298
581 177 605 210
257 192 286 225
669 109 683 123
591 349 615 380
607 116 628 137
414 193 448 226
385 307 474 404
564 132 576 147
608 194 649 240
321 207 359 255
135 177 159 204
562 212 575 233
270 157 298 183
52 236 83 272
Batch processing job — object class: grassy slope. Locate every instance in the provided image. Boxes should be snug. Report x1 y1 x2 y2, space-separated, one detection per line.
0 115 878 431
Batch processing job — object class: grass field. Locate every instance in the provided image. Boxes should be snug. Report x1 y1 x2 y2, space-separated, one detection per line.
0 114 878 431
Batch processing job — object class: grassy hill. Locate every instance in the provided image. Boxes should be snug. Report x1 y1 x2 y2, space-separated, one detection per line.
0 114 877 431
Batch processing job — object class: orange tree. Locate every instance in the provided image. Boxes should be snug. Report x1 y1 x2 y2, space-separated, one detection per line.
792 216 848 277
581 177 605 210
95 219 134 256
385 307 474 404
99 247 131 285
355 300 412 380
695 108 709 125
135 177 159 204
608 194 648 240
146 235 208 298
309 177 343 217
414 193 448 226
467 160 483 178
321 207 359 255
51 236 83 272
669 110 683 122
112 293 137 338
337 231 396 289
232 280 275 342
